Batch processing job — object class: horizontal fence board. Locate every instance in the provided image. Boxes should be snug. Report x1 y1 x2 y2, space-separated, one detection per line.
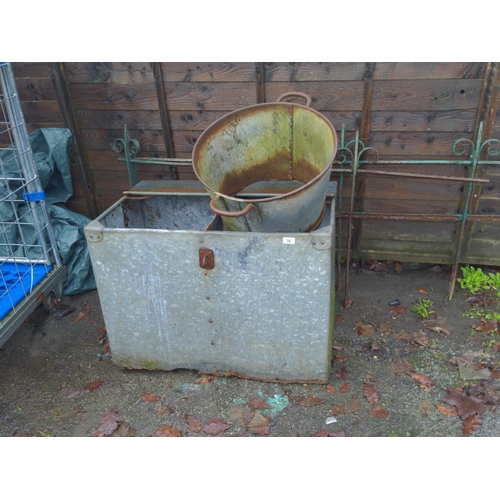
11 62 51 78
64 63 155 84
161 62 256 83
164 82 257 111
264 62 367 82
20 101 63 123
363 198 460 215
371 79 483 111
355 239 452 259
70 83 158 110
373 62 486 80
361 219 456 242
81 128 165 152
465 239 500 264
370 110 477 133
265 81 365 110
76 109 163 130
16 77 58 101
469 221 500 240
366 131 475 156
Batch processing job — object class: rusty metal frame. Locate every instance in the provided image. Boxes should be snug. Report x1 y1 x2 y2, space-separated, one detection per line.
333 122 500 306
113 123 500 306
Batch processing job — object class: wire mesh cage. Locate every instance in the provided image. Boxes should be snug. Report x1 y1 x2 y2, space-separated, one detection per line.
0 62 65 345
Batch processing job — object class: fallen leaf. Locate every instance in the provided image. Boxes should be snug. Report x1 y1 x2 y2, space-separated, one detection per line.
406 371 434 387
370 406 389 418
340 383 350 394
156 405 175 416
370 339 381 351
72 311 87 323
155 425 182 437
333 354 348 362
141 393 159 403
195 374 215 385
456 359 492 380
293 395 326 407
377 323 393 334
434 404 458 416
369 261 389 271
390 306 407 314
462 413 483 436
362 384 379 405
101 341 110 354
185 416 202 433
344 399 361 413
201 418 231 436
111 422 135 437
250 424 270 435
417 287 428 295
328 430 350 437
247 398 270 410
94 326 107 334
325 386 336 393
336 366 348 379
247 412 268 428
442 389 486 420
390 359 413 375
394 263 403 273
85 380 103 392
335 315 345 324
331 405 345 415
93 409 123 437
356 322 375 335
311 430 330 437
420 400 435 416
474 318 499 334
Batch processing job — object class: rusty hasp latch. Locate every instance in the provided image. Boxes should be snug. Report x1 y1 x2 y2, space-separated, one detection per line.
199 248 215 270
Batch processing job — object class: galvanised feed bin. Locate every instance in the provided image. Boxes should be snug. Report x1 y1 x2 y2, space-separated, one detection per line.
84 183 336 383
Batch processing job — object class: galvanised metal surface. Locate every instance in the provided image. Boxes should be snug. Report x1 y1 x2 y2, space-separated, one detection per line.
85 184 337 383
191 93 337 233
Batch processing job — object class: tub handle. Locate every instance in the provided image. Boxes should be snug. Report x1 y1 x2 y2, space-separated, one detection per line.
209 196 254 217
276 92 312 107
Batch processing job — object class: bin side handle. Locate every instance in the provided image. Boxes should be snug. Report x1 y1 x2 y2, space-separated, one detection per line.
209 196 254 218
276 92 312 107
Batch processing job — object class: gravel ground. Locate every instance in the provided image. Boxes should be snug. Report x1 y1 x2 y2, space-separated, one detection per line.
1 262 500 438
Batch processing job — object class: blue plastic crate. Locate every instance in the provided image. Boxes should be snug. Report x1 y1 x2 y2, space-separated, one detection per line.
0 262 51 320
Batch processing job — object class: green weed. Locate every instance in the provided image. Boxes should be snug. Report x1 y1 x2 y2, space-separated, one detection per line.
411 298 434 319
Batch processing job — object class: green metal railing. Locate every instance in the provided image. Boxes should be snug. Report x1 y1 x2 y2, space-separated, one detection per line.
114 123 500 305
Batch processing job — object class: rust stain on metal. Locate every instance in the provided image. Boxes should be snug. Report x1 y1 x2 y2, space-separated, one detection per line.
199 248 215 270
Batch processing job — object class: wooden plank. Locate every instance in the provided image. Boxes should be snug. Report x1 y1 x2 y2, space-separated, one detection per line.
361 219 455 242
64 62 155 84
469 221 500 240
161 62 256 83
371 79 483 111
361 63 375 142
70 83 158 110
353 245 453 265
361 175 463 201
16 77 58 102
465 238 500 264
20 101 62 123
370 110 477 133
164 82 257 111
152 62 176 161
264 62 366 82
76 109 162 130
10 62 51 78
255 63 265 103
265 81 365 111
363 198 460 215
367 131 475 156
374 62 486 80
50 63 99 218
80 128 164 152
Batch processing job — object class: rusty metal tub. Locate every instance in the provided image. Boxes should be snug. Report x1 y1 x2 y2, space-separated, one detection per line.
192 93 337 232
